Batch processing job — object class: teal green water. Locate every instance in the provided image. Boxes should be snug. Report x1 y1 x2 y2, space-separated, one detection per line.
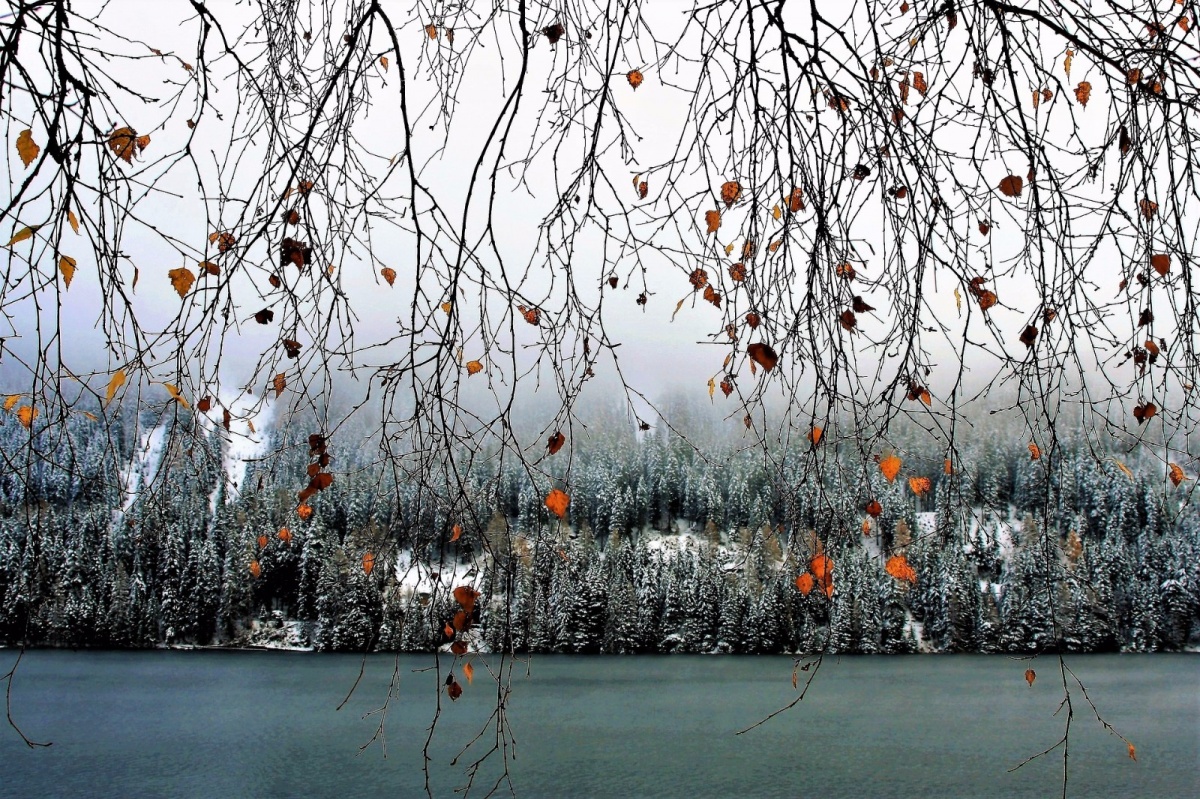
1 652 1196 798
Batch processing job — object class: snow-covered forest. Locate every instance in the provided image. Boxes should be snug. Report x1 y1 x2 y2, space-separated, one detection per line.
0 398 1196 655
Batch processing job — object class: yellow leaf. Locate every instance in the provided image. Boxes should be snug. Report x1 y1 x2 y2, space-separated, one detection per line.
954 287 961 313
164 383 190 409
273 373 286 398
1168 463 1188 487
441 301 452 314
59 256 77 288
4 395 20 412
16 129 39 168
725 243 735 256
7 226 36 247
707 377 715 399
68 210 80 234
105 369 127 407
16 406 37 429
1112 458 1134 481
772 204 781 220
1064 48 1074 78
466 360 483 375
168 267 195 298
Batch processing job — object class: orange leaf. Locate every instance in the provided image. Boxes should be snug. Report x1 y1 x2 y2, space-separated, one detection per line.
3 395 19 412
56 255 76 289
879 453 902 483
465 360 483 375
16 406 37 429
908 476 932 496
1025 668 1036 687
297 503 314 520
1168 463 1188 487
998 175 1024 197
1074 81 1092 107
810 553 834 595
627 69 644 89
108 126 143 163
1127 743 1136 762
978 290 999 311
453 586 479 614
381 266 396 286
15 129 39 168
747 342 778 371
944 458 953 475
450 641 468 655
450 523 463 542
7 226 35 247
794 572 815 595
1029 442 1041 460
68 210 80 234
273 373 286 398
278 527 292 543
362 551 375 575
168 267 195 298
249 560 262 579
545 488 570 518
886 555 917 584
720 181 741 207
808 426 823 445
704 210 721 233
463 662 475 684
425 24 438 38
257 534 269 549
866 499 882 517
547 431 565 455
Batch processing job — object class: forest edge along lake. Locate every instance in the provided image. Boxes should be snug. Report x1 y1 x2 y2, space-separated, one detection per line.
1 651 1196 798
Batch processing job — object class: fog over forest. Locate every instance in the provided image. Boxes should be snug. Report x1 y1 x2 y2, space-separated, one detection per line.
1 394 1194 656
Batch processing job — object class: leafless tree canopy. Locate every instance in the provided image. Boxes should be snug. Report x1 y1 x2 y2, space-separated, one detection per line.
2 0 1197 791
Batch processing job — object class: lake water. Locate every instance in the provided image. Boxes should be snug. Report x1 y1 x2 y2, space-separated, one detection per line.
1 652 1196 798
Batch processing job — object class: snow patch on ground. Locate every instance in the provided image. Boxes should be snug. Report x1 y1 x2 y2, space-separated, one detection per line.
237 614 313 650
394 550 483 600
195 392 277 511
113 423 166 526
905 614 932 653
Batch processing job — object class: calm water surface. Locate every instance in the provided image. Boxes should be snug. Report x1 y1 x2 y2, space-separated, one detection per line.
1 652 1196 798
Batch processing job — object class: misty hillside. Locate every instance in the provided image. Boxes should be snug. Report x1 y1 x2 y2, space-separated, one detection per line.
0 401 1196 655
